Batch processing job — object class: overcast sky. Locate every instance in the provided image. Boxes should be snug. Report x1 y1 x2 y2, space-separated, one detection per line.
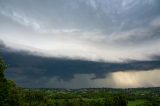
0 0 160 88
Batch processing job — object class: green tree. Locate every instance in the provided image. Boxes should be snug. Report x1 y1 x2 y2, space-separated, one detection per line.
0 57 21 106
0 57 6 77
0 57 8 106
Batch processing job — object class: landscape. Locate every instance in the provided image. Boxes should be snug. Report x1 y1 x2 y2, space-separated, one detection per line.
0 59 160 106
0 0 160 106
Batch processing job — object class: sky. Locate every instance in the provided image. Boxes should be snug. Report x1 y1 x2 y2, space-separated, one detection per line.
0 0 160 88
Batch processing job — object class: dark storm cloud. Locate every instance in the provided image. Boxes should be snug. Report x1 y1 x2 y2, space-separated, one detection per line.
1 44 160 87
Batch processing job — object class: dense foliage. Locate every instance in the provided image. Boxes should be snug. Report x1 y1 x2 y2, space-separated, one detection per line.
0 58 21 106
0 57 160 106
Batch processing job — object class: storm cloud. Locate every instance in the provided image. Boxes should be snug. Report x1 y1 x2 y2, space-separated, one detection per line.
1 44 160 88
0 0 160 88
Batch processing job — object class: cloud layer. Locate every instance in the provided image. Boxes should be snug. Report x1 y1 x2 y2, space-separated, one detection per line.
0 0 160 62
0 0 160 88
0 45 160 88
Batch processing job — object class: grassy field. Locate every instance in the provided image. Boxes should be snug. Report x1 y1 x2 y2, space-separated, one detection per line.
128 100 145 106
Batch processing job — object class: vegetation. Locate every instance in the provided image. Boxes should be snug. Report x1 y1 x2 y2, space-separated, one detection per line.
0 57 21 106
0 57 160 106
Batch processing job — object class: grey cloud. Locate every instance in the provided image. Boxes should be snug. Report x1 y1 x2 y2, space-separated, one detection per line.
0 40 5 48
0 0 160 88
1 44 160 87
0 0 160 40
44 69 160 88
1 0 159 31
